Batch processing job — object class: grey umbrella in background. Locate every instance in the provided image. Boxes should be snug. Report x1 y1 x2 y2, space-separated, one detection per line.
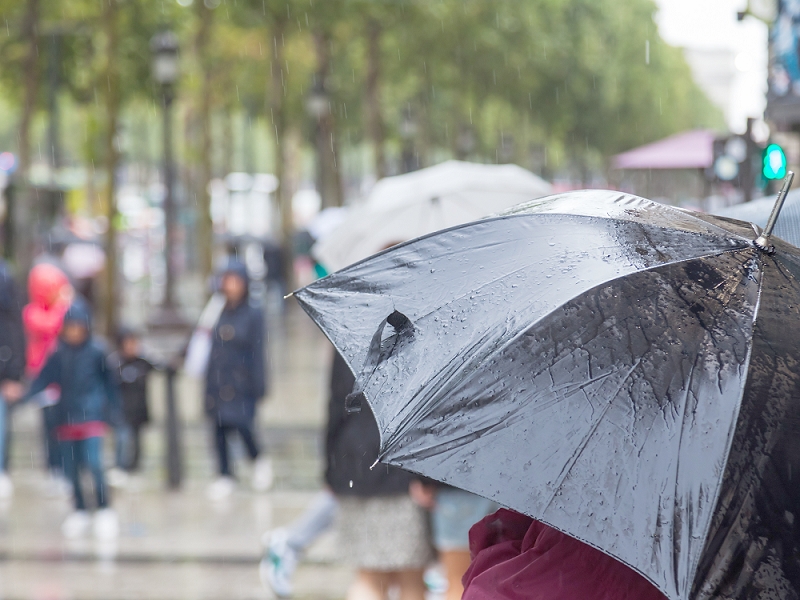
715 187 800 247
296 183 800 600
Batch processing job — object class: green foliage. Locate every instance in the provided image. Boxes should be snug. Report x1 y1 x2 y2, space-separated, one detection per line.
1 0 723 177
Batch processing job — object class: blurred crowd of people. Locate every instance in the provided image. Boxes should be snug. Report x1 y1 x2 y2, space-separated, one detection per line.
0 253 275 539
0 258 126 537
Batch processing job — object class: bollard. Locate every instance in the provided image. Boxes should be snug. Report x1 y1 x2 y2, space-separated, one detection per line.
164 365 183 489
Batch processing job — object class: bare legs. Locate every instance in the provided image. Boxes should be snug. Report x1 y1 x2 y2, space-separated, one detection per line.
441 550 472 600
346 569 426 600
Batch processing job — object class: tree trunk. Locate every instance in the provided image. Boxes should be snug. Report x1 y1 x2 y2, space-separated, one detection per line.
14 0 40 273
196 1 214 282
269 15 293 289
365 18 385 180
102 0 120 337
222 107 234 177
313 29 343 208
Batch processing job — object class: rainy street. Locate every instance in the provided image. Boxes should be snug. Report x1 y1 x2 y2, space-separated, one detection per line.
0 1 797 600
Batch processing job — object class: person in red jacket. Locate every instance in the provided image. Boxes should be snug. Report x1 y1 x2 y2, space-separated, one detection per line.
23 263 72 377
462 509 667 600
21 263 73 486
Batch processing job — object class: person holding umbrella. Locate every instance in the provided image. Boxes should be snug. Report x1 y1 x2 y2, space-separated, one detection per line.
294 177 800 599
205 259 272 500
461 508 666 599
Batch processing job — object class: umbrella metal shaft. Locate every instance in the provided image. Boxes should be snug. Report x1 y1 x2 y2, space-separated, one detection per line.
755 171 794 254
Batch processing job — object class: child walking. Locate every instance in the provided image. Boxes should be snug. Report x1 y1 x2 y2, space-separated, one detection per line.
26 298 122 539
107 327 155 480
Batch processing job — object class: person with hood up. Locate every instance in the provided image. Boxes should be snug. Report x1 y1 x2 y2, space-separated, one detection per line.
24 298 122 539
23 263 72 375
0 259 25 498
205 259 271 500
22 262 73 488
461 508 667 600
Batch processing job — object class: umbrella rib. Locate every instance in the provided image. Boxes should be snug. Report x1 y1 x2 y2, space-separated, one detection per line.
685 252 765 596
666 356 699 595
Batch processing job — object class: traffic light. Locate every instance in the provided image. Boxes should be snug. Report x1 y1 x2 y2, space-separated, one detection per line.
710 136 744 182
763 143 787 180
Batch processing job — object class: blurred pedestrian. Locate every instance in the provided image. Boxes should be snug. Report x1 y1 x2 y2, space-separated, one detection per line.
0 259 25 498
23 298 122 539
205 259 272 500
325 351 433 600
106 327 156 486
409 481 498 600
462 508 667 600
262 487 338 596
22 262 72 493
265 355 485 600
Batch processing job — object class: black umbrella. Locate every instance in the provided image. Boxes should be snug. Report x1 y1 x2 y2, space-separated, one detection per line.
295 179 800 600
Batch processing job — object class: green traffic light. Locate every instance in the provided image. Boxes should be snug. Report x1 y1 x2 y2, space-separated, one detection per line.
763 144 787 180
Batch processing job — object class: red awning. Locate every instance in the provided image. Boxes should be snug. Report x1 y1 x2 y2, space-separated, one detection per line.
612 129 716 170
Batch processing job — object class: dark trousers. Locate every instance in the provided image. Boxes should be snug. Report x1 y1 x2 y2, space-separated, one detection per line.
43 406 63 472
128 425 143 471
115 424 144 472
60 437 108 510
214 422 259 477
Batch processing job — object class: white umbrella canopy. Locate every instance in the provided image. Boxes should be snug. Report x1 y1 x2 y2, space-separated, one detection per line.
313 160 552 272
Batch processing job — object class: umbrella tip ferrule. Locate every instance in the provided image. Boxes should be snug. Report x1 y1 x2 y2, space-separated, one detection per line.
753 170 794 254
283 292 294 300
754 235 775 255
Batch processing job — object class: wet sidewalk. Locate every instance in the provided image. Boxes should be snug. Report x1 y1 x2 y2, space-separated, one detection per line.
0 475 350 600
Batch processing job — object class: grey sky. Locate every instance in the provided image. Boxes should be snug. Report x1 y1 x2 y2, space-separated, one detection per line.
655 0 768 132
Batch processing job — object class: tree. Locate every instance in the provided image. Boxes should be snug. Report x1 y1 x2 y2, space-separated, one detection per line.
5 0 41 273
195 0 215 281
100 0 120 336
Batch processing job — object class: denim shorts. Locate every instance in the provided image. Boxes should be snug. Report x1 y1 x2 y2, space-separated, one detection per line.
0 396 5 470
432 488 499 551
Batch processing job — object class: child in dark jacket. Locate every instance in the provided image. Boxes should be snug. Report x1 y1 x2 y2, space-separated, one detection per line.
26 298 122 539
107 327 155 476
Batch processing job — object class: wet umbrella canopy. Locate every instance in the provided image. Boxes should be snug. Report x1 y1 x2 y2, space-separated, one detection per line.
296 188 800 600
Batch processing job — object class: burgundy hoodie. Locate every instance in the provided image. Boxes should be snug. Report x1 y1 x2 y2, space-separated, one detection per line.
463 509 668 600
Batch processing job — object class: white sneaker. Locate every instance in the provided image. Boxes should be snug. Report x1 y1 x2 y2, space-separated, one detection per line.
206 476 235 501
260 528 297 598
62 510 91 538
106 468 128 488
93 508 120 539
0 473 13 499
252 457 274 492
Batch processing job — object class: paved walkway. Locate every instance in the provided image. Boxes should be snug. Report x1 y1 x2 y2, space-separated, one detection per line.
0 302 353 600
0 480 350 600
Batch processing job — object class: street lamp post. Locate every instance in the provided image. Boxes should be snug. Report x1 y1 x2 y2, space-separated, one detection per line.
306 77 330 205
150 30 184 490
150 30 184 327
